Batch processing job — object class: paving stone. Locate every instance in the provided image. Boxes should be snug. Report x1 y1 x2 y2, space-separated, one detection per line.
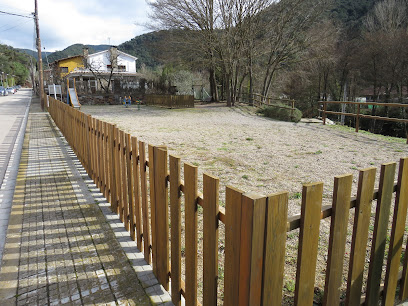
0 113 154 305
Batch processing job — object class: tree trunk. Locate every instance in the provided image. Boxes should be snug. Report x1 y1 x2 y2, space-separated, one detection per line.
225 73 232 107
209 67 218 102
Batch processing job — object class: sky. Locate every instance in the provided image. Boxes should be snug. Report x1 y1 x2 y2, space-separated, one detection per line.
0 0 152 52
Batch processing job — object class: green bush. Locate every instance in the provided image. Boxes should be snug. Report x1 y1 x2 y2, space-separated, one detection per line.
257 104 302 122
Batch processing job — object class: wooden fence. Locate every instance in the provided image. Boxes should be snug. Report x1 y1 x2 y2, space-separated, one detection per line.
319 100 408 143
145 94 194 108
48 95 408 305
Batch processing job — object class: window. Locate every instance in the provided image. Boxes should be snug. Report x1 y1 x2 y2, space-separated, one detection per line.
118 65 126 72
60 67 68 73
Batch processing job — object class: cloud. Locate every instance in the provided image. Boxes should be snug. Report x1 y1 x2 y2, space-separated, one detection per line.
0 0 151 51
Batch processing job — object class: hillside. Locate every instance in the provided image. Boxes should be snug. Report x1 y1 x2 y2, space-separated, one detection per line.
0 44 32 85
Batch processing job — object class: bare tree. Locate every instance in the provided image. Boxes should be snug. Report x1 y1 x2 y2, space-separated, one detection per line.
86 50 119 94
258 0 330 98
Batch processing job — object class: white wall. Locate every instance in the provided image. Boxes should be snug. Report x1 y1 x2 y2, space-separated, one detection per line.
87 51 137 73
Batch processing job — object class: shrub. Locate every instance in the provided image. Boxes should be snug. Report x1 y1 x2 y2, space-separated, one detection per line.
257 104 302 122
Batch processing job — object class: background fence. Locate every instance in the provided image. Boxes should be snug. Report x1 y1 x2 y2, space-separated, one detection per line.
48 96 408 305
144 94 194 108
319 100 408 143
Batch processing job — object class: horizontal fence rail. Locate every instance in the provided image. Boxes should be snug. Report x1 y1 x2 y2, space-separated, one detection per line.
319 100 408 143
48 95 408 305
145 94 194 108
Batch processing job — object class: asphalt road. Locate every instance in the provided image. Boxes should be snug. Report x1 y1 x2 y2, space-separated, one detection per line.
0 89 31 266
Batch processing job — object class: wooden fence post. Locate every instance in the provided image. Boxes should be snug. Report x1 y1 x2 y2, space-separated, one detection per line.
323 102 327 125
170 155 182 305
294 183 323 306
356 103 360 133
382 158 407 304
139 141 151 264
323 174 353 305
262 191 288 305
153 146 169 290
345 168 376 306
366 163 396 304
203 174 219 306
224 187 244 306
238 193 267 306
185 163 198 306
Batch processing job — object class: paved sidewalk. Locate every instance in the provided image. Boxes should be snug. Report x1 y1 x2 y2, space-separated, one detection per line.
0 111 153 305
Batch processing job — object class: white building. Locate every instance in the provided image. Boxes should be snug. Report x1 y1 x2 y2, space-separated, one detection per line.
86 46 138 73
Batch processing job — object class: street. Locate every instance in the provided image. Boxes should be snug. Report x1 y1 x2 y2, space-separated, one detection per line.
0 89 31 266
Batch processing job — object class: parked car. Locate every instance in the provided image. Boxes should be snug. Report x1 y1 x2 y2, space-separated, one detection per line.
0 86 7 96
6 87 15 94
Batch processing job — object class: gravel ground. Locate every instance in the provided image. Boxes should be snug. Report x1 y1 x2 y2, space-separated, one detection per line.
82 103 408 214
82 103 408 304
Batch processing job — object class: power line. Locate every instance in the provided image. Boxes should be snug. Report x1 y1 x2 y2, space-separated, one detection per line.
0 19 31 33
0 10 33 19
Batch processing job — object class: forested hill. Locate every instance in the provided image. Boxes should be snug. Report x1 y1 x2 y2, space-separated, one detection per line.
331 0 379 30
0 44 32 85
118 31 170 69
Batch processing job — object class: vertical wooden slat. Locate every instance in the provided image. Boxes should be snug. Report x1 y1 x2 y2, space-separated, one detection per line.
154 147 169 290
115 126 122 218
345 168 376 306
203 174 219 306
185 163 198 306
96 119 101 188
170 155 181 306
262 191 289 305
103 121 108 199
99 121 106 195
148 144 157 274
121 131 129 231
139 141 151 264
104 123 111 201
132 137 142 250
91 118 96 182
366 163 396 304
239 193 267 306
294 183 324 306
126 133 135 239
323 174 353 305
390 158 408 302
109 124 117 213
224 186 243 306
381 159 406 304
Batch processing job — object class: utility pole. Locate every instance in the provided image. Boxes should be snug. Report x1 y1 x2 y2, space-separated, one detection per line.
34 0 44 110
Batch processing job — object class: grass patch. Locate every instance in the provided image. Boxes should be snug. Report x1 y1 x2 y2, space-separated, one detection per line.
257 104 302 122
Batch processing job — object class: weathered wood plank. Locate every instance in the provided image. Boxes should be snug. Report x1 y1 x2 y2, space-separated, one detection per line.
294 183 323 306
121 131 129 231
390 158 408 302
203 174 219 306
148 144 157 274
154 147 169 290
139 141 151 264
345 168 376 306
126 133 135 239
366 163 396 305
132 137 142 250
238 193 267 306
224 186 243 306
262 191 289 305
323 174 353 305
170 155 181 306
109 124 117 212
185 163 198 306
